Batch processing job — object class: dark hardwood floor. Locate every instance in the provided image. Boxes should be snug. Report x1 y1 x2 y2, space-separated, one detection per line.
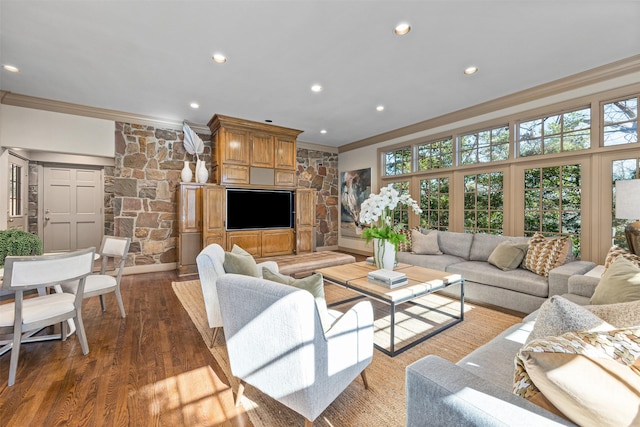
0 271 251 427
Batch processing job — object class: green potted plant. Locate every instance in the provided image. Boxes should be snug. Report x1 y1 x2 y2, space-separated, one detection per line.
0 229 44 268
359 185 422 270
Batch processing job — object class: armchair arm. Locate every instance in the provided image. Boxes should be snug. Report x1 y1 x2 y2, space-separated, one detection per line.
325 301 374 372
548 261 595 297
406 355 574 426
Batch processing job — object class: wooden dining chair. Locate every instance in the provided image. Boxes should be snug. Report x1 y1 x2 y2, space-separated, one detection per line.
0 247 95 386
61 236 131 318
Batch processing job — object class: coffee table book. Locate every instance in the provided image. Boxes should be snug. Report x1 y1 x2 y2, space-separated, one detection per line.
367 269 408 288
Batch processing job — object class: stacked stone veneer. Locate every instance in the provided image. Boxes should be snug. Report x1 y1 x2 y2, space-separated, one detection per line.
296 149 339 248
106 122 211 267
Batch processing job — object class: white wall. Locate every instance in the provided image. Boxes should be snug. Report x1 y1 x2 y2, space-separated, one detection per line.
337 70 640 253
0 105 115 158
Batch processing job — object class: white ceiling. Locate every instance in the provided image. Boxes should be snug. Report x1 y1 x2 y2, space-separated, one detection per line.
1 1 639 148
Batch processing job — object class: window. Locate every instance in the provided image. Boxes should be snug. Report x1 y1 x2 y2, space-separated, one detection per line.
460 125 509 165
417 137 453 170
611 158 640 249
518 107 590 157
383 147 411 176
603 96 638 146
389 181 410 226
464 172 504 234
419 177 449 231
9 163 22 216
524 164 582 256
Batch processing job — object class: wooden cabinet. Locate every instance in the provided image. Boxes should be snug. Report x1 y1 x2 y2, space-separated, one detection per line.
202 185 226 247
226 229 294 257
208 114 302 187
295 189 316 254
177 183 204 277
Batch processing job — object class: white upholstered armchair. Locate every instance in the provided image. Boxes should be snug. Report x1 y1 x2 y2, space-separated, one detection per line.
216 273 374 426
195 243 279 346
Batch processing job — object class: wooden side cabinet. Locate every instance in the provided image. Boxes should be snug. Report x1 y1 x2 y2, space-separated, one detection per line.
296 188 316 253
202 184 226 248
177 183 204 277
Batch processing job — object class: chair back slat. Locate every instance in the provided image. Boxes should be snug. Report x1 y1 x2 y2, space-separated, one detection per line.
2 248 95 290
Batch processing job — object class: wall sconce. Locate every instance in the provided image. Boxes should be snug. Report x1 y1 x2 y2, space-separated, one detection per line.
615 179 640 255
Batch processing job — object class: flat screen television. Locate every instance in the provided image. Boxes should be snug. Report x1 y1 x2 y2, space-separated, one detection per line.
226 188 294 230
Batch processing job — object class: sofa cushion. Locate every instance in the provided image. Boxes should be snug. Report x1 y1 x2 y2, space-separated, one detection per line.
396 251 465 272
435 230 474 260
586 299 640 328
469 233 529 262
603 245 640 271
223 244 259 277
411 229 442 255
514 328 640 427
446 261 549 298
526 295 612 343
488 241 529 271
262 268 332 331
591 257 640 304
522 232 570 277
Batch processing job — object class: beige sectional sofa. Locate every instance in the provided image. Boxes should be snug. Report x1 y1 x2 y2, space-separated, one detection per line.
396 230 596 314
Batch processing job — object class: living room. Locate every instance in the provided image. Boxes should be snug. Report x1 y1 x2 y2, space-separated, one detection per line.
1 1 640 426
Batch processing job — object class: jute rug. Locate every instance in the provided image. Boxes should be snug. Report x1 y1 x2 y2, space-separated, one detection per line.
172 280 522 426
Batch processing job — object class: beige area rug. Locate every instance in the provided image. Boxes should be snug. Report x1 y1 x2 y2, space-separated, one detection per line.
172 280 522 426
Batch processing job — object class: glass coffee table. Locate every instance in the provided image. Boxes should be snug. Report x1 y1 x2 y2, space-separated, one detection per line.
315 262 464 356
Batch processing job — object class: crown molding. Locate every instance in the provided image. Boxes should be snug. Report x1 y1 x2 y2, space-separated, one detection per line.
339 54 640 153
297 140 339 153
0 92 212 133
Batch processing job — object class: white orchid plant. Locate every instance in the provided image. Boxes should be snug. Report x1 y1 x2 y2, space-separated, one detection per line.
182 122 204 161
359 185 422 248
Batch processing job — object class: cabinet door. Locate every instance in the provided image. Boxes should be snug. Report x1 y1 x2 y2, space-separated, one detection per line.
179 183 202 233
296 189 316 253
251 133 274 168
274 136 296 170
262 229 294 256
227 230 261 257
221 129 249 164
203 185 226 248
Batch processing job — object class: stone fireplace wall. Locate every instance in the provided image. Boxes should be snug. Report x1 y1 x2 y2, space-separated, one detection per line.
106 122 211 267
296 149 339 248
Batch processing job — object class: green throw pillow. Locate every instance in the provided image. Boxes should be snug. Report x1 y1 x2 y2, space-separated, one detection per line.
262 268 332 331
488 241 529 271
591 257 640 305
223 245 258 277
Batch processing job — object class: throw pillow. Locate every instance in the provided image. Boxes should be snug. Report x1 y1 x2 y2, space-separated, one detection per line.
262 268 332 332
487 241 529 271
522 232 570 277
411 229 442 255
397 227 415 252
585 299 640 327
590 257 640 305
526 295 613 343
603 245 640 271
223 244 258 277
514 328 640 427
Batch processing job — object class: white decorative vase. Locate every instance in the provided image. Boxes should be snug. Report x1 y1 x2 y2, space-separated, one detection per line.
373 238 396 270
196 159 209 183
181 160 193 183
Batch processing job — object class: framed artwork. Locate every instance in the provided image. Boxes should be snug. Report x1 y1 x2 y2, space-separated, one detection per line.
340 168 371 238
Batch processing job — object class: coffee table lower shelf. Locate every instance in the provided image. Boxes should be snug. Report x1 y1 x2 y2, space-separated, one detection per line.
317 262 465 357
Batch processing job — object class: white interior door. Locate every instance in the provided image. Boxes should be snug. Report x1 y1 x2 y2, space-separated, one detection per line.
42 166 103 252
7 153 28 230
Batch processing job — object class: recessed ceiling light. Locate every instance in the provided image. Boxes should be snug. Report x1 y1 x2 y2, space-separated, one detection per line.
464 66 479 75
320 129 327 134
212 53 227 64
376 105 385 112
190 102 199 109
2 64 19 73
394 23 411 35
311 84 323 93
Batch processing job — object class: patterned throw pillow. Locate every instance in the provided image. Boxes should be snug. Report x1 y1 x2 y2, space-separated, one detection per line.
397 227 415 252
514 328 640 427
522 232 570 277
603 245 640 271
